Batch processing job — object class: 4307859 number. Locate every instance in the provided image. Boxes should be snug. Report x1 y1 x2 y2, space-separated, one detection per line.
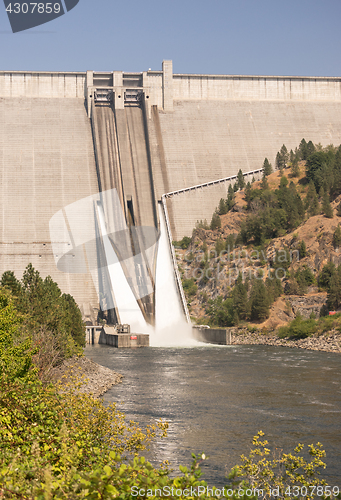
5 3 61 14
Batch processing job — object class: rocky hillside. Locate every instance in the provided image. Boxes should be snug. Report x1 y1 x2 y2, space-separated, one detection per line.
175 166 341 330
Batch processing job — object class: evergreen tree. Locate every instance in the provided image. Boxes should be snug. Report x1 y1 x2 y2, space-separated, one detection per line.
291 158 300 177
305 181 320 216
299 240 307 258
250 280 270 321
237 169 245 190
322 193 334 218
327 266 341 310
276 152 283 173
244 182 252 204
233 182 239 192
251 176 256 184
298 138 308 160
228 183 234 198
333 224 341 248
0 271 21 296
263 158 272 176
218 198 228 215
260 175 269 190
232 275 248 320
337 202 341 217
210 212 221 230
289 149 295 163
280 144 289 166
306 140 316 157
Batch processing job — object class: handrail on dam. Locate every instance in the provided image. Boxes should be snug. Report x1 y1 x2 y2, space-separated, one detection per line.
163 168 264 199
160 166 264 325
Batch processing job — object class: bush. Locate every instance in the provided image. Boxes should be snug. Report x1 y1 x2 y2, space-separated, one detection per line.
173 236 192 250
277 314 317 339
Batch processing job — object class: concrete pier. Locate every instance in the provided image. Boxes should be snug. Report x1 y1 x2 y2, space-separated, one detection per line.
86 326 149 348
192 326 231 345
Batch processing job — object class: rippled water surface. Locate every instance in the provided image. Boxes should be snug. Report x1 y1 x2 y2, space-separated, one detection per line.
84 344 341 487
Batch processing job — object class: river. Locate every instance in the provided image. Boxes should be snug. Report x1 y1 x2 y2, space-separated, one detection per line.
84 344 341 488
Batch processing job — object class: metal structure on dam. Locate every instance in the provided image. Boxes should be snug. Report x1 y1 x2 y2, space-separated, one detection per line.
0 60 341 324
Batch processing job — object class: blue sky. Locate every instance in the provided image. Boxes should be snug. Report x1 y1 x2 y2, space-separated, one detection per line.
1 0 340 76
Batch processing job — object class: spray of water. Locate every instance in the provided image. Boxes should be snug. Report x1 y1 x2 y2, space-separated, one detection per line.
96 201 149 333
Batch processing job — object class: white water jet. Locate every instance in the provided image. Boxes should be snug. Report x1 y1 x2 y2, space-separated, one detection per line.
152 204 194 347
96 201 149 333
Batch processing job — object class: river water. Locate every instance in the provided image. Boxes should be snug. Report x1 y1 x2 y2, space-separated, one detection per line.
84 344 341 487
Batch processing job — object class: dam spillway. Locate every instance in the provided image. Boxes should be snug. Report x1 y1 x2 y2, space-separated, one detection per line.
1 61 341 323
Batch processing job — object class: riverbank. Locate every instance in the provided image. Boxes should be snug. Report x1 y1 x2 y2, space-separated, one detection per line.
51 356 123 398
230 329 341 353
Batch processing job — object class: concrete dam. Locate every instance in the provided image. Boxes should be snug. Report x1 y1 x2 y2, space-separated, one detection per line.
1 60 341 325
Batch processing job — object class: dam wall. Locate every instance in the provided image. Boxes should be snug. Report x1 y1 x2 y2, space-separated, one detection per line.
0 95 100 322
1 61 341 319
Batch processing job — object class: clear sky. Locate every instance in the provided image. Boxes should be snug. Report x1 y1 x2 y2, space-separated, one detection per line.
1 0 340 76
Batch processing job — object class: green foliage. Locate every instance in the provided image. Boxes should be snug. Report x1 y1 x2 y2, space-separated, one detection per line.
238 175 305 245
218 197 228 215
182 279 198 299
327 265 341 311
215 237 225 255
322 194 333 218
318 262 336 290
333 224 341 248
0 289 35 381
263 158 272 176
291 158 300 177
210 212 221 230
229 431 328 500
276 144 288 173
299 240 307 258
205 296 234 327
250 280 270 321
1 264 85 360
277 314 317 339
174 236 192 249
237 169 246 190
195 219 209 230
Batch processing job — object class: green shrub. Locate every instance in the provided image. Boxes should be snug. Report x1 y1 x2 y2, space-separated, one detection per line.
277 314 317 339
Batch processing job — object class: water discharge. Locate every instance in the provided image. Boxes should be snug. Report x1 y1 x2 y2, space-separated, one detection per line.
152 204 193 347
96 201 149 332
97 200 194 345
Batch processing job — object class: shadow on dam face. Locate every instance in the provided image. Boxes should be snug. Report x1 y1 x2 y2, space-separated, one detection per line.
49 188 160 328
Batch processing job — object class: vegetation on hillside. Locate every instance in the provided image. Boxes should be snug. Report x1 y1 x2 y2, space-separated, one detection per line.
176 139 341 328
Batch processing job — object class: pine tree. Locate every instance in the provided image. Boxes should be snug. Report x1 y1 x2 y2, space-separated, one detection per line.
299 138 308 160
263 158 272 176
1 270 21 296
280 144 289 166
244 182 252 204
299 240 307 258
327 266 341 310
218 198 228 215
233 182 239 192
333 224 341 248
276 152 283 173
260 175 269 190
323 193 334 218
237 169 245 190
228 183 234 198
250 280 270 321
291 158 300 177
233 277 248 320
337 202 341 217
251 176 256 184
210 212 221 230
